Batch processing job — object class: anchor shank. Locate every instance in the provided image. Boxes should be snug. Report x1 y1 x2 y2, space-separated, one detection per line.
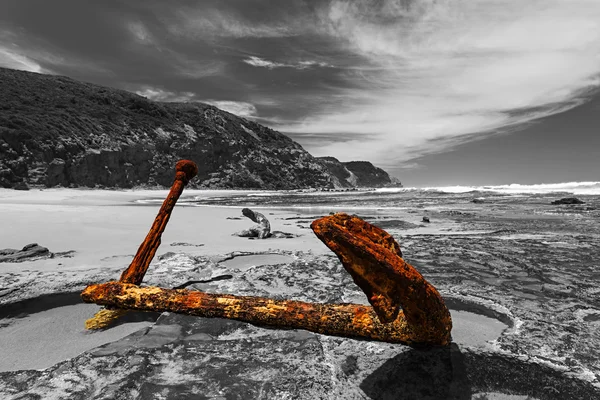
80 281 446 345
119 160 198 284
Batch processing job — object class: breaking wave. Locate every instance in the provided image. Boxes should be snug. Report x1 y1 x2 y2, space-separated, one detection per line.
379 182 600 195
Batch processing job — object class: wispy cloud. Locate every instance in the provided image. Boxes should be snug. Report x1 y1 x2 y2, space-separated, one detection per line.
0 47 45 73
134 87 258 118
123 19 223 79
135 87 196 103
173 59 224 79
243 56 332 70
0 29 112 76
275 0 600 167
127 21 154 44
168 8 303 39
203 100 258 118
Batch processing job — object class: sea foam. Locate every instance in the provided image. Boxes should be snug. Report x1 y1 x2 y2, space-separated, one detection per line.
377 182 600 195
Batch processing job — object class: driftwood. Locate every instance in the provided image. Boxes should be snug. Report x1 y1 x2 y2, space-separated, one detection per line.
82 159 452 346
234 208 271 239
84 160 198 329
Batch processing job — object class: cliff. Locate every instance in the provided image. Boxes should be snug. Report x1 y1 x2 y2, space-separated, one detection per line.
0 67 397 190
317 157 400 188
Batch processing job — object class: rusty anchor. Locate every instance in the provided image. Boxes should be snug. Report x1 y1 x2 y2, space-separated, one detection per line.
82 160 452 346
84 159 198 329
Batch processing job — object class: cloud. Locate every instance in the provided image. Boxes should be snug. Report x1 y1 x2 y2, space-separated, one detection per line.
135 87 196 102
173 59 224 79
134 87 258 118
203 100 258 118
0 30 110 76
128 21 154 44
168 8 303 39
274 0 600 167
0 47 45 73
243 56 332 70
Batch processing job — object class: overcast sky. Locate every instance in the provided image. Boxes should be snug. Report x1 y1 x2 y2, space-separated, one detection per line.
1 0 599 186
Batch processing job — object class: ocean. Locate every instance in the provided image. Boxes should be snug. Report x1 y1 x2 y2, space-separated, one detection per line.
143 181 600 215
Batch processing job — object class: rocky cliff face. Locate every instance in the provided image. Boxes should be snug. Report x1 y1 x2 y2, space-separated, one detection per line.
317 157 400 188
0 68 352 190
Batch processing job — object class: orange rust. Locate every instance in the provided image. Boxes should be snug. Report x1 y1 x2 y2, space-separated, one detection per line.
81 281 419 344
311 213 452 345
119 160 198 284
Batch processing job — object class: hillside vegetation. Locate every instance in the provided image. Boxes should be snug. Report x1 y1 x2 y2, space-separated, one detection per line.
0 67 396 189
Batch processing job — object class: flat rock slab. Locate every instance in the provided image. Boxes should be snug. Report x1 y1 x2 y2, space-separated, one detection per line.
1 249 599 399
0 311 597 399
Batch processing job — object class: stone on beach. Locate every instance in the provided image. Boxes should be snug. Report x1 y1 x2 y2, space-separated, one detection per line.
551 197 585 205
0 243 50 262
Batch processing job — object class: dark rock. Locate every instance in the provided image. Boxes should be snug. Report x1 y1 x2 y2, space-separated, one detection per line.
169 242 204 247
12 181 29 191
45 158 67 187
270 231 297 239
472 197 485 204
551 197 585 205
0 243 50 262
422 216 430 223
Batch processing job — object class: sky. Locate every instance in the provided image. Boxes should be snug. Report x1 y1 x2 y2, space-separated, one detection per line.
1 0 599 186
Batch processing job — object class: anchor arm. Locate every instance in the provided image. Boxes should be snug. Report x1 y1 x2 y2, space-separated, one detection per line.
311 213 452 345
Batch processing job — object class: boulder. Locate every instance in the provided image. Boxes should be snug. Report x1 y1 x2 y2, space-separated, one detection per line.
551 197 585 205
12 181 29 191
0 243 50 262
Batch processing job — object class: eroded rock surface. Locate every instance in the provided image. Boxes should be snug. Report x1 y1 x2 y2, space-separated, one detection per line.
1 249 599 399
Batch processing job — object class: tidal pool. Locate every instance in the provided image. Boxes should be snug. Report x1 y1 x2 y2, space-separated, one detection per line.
218 253 295 271
0 293 160 372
